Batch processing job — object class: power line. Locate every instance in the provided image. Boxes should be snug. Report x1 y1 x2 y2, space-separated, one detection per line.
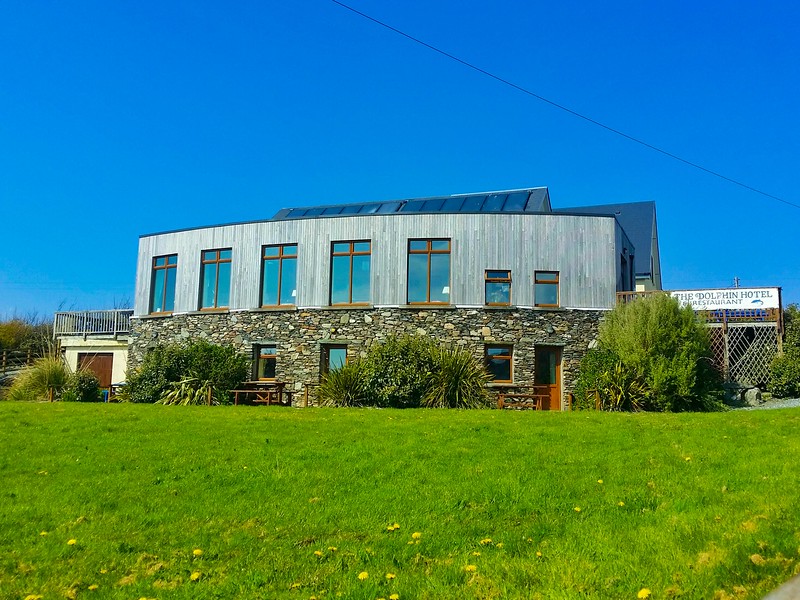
332 0 800 211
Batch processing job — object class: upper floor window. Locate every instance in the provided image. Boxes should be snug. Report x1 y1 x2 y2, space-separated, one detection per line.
534 271 559 307
330 241 371 305
150 254 177 313
485 270 511 306
485 345 513 383
200 248 232 309
407 239 450 304
261 244 297 307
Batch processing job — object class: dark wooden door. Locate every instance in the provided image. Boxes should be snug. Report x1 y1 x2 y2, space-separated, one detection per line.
78 353 113 388
535 347 561 410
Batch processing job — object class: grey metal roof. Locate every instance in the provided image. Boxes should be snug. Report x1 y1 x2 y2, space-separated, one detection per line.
555 201 657 276
271 187 552 220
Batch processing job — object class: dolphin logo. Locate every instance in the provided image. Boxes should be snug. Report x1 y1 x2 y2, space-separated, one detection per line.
751 299 764 306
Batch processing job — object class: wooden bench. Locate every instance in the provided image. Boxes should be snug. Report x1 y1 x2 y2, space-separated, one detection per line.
496 385 550 410
231 381 294 406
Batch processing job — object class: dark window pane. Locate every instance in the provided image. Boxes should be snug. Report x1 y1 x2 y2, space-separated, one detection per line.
481 194 507 211
341 205 361 214
262 259 279 305
151 269 165 311
486 282 510 305
216 262 231 307
377 202 401 213
322 206 343 215
258 347 277 380
422 199 444 211
487 358 511 382
351 255 370 303
305 208 324 216
359 204 380 214
441 197 465 211
537 272 558 281
536 350 557 384
504 192 528 211
429 253 450 302
330 255 351 304
280 257 297 305
154 256 166 267
535 283 558 306
486 270 510 279
201 263 217 308
164 268 176 312
407 254 429 302
402 200 426 212
328 347 347 370
460 196 484 211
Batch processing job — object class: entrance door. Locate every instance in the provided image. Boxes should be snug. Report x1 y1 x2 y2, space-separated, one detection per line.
78 353 113 388
535 346 561 410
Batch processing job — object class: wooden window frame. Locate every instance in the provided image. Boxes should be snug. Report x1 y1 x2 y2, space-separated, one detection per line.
199 248 232 310
407 238 451 305
485 345 513 383
321 344 348 375
261 244 298 307
254 344 277 381
150 254 177 314
484 269 512 306
534 270 560 308
330 240 371 306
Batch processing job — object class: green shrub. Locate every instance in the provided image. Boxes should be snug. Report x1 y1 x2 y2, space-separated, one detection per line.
4 356 70 402
121 341 249 405
62 370 102 402
319 361 370 407
159 377 215 406
422 345 491 409
598 361 647 412
770 305 800 398
597 293 723 412
362 336 437 408
572 348 619 410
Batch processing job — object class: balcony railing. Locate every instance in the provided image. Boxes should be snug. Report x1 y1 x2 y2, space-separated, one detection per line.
53 309 133 338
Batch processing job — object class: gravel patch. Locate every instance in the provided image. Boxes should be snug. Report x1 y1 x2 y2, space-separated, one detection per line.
734 397 800 411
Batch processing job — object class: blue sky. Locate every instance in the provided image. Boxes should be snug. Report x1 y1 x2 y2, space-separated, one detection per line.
1 0 798 317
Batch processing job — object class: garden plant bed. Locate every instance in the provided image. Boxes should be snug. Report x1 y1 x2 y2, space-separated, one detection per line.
1 403 799 599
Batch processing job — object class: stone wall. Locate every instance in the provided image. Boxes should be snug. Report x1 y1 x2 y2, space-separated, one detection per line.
129 307 604 408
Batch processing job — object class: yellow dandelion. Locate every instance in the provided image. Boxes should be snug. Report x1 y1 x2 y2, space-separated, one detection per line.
411 531 422 540
407 540 414 545
480 538 492 545
574 507 581 512
637 589 651 599
88 584 99 591
313 550 323 557
472 551 481 556
193 548 203 557
465 564 477 572
24 595 43 600
685 456 691 461
385 572 396 580
190 571 201 582
99 569 108 574
389 595 400 600
536 551 543 557
328 546 337 552
618 501 625 507
67 539 77 545
496 542 504 548
358 571 369 580
290 582 301 589
597 479 603 484
39 531 48 536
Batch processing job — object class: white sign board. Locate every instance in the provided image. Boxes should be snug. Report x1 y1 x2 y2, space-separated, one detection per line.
670 287 780 311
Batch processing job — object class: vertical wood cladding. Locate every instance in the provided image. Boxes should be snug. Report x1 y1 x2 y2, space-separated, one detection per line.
134 213 622 316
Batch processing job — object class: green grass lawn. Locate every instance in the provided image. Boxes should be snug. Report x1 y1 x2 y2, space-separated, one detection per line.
1 403 799 600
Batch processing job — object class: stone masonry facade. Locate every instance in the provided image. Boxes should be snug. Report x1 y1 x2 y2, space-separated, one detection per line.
129 307 604 407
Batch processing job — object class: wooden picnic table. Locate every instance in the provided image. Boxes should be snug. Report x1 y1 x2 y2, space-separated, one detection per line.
231 381 294 406
496 385 550 410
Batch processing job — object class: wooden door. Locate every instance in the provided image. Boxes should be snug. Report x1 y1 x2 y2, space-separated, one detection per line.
78 353 113 388
535 346 561 410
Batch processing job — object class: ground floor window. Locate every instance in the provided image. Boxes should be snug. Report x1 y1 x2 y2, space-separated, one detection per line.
484 345 513 383
321 344 347 374
254 344 277 380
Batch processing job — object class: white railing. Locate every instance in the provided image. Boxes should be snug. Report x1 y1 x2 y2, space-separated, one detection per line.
53 309 133 338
